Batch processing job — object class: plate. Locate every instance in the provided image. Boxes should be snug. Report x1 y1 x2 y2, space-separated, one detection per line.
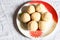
16 1 58 38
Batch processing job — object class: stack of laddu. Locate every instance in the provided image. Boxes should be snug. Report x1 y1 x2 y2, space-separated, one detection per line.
19 4 53 34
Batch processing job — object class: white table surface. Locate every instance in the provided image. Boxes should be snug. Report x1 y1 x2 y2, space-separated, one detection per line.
0 0 60 40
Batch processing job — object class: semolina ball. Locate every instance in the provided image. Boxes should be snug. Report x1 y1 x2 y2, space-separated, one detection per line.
21 13 30 23
42 12 52 21
36 4 48 13
27 5 35 14
28 21 38 31
31 12 41 21
38 21 51 33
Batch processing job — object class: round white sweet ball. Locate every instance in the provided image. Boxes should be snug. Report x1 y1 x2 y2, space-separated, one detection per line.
38 21 51 33
21 13 30 23
27 5 35 14
31 12 41 21
42 12 52 21
36 4 48 13
28 21 38 31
